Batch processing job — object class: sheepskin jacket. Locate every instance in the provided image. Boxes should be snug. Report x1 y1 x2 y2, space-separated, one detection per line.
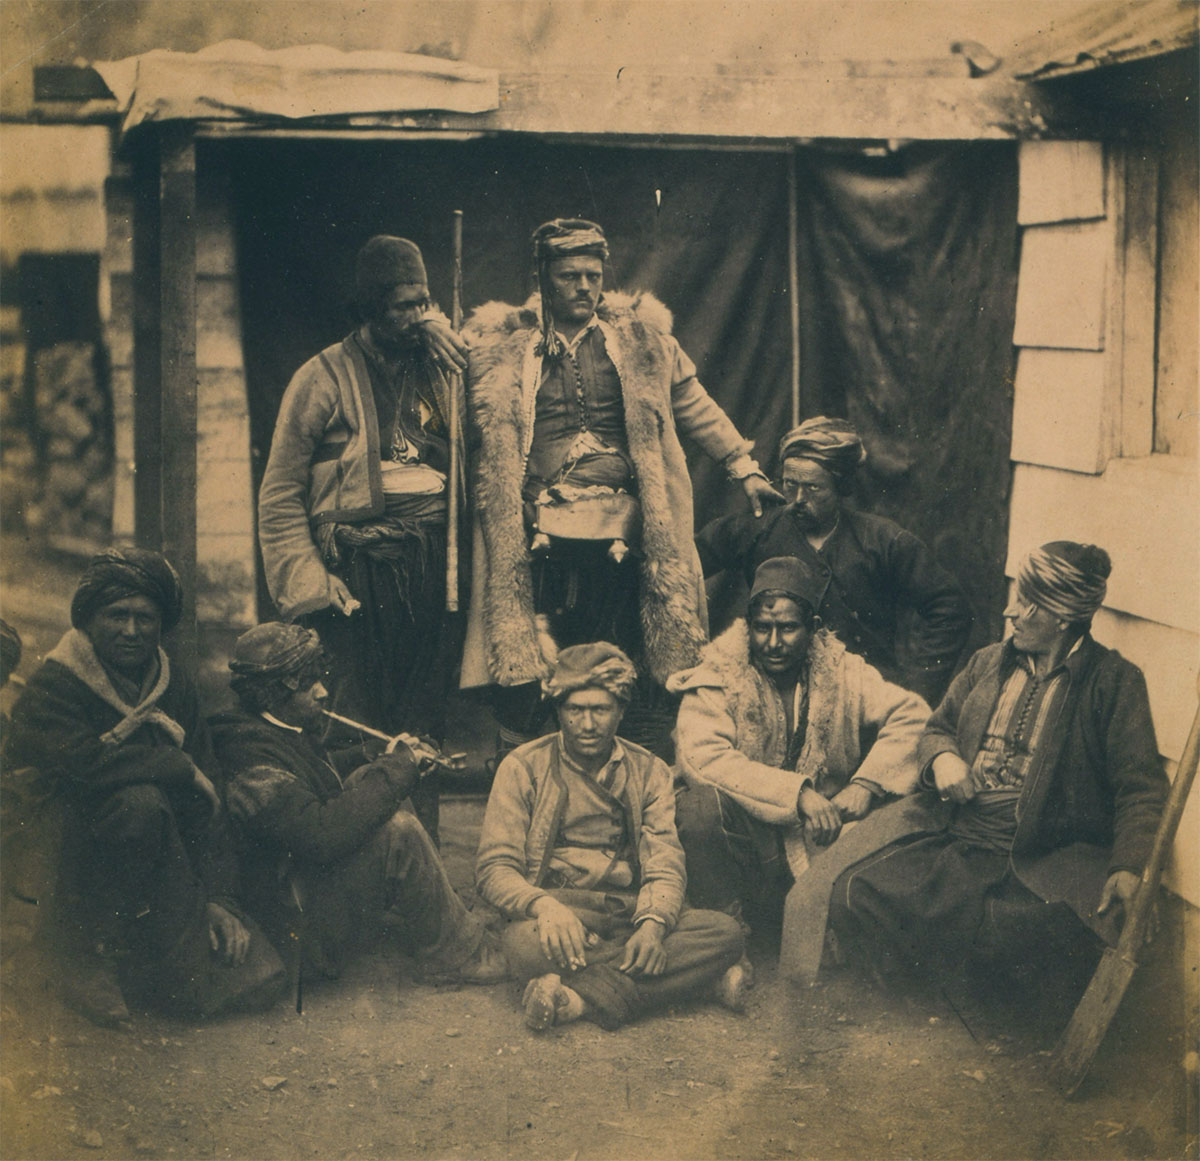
6 630 213 808
669 621 929 876
460 291 754 688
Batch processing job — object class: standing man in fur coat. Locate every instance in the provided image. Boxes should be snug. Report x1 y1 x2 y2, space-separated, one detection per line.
461 218 782 753
669 556 930 982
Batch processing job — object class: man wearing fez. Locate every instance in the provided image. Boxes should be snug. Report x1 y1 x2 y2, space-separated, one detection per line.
670 557 928 982
5 548 285 1025
476 643 745 1032
461 218 782 752
258 235 469 844
696 416 972 706
210 623 505 987
828 542 1168 987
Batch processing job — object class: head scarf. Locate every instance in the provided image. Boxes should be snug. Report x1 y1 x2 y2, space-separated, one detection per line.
0 618 22 686
542 641 637 705
355 235 428 313
70 547 184 632
748 556 823 618
1016 541 1111 624
778 416 866 485
229 623 326 714
531 218 609 361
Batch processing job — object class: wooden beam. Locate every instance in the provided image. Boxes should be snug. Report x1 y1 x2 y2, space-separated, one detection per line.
132 136 163 551
35 63 1101 142
130 126 198 667
159 126 199 667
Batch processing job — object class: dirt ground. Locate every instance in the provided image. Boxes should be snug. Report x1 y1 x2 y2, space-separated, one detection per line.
3 794 1197 1161
1 541 1197 1161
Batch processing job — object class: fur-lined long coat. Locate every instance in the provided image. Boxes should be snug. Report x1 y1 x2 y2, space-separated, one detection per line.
460 292 755 688
668 620 929 878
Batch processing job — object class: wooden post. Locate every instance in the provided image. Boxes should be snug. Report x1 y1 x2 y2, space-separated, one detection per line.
132 125 198 668
445 209 463 612
131 135 163 551
159 126 198 667
787 147 802 429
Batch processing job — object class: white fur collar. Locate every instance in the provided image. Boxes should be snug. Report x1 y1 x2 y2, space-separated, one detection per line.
47 628 185 748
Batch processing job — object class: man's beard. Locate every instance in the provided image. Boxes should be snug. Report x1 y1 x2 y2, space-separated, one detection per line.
371 321 423 356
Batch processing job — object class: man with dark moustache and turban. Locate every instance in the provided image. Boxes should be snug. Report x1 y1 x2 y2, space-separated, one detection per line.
258 235 469 845
209 622 505 987
669 557 929 984
696 416 972 706
827 541 1169 992
476 642 745 1032
461 219 783 757
4 548 286 1025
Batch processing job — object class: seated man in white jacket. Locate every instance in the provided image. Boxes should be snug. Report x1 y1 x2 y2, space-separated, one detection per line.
669 556 930 982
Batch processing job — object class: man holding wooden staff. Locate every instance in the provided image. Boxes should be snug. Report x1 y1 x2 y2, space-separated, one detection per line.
258 235 468 845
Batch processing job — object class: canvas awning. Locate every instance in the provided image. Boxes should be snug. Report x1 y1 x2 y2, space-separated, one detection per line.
93 40 499 134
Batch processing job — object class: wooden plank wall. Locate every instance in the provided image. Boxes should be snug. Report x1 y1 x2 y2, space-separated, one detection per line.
1008 138 1199 902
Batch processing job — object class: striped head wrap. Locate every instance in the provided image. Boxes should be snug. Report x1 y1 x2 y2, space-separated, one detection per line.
1016 541 1111 623
229 622 326 713
778 416 866 484
543 641 637 706
531 218 609 361
70 547 184 632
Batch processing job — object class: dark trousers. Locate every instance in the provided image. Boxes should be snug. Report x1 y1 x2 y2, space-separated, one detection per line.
827 832 1101 979
501 888 742 1029
487 541 677 759
292 810 484 979
302 536 461 845
52 784 284 1017
673 782 790 921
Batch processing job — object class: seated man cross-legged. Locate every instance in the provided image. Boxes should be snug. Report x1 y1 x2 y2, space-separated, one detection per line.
210 623 505 989
828 541 1169 991
476 642 745 1032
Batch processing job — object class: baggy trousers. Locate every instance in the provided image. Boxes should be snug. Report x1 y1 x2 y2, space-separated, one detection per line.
501 888 742 1029
53 783 285 1017
294 810 485 979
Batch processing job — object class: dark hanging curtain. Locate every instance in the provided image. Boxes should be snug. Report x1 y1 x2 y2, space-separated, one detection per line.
792 142 1019 652
230 136 1015 649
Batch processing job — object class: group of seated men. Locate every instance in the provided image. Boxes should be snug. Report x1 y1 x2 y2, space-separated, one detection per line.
3 531 1168 1034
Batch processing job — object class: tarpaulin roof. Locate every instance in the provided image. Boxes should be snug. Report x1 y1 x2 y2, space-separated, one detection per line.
1012 0 1198 79
93 40 499 133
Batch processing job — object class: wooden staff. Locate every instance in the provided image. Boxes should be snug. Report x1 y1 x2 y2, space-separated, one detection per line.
1049 677 1200 1096
787 148 801 429
321 708 467 774
446 209 464 611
